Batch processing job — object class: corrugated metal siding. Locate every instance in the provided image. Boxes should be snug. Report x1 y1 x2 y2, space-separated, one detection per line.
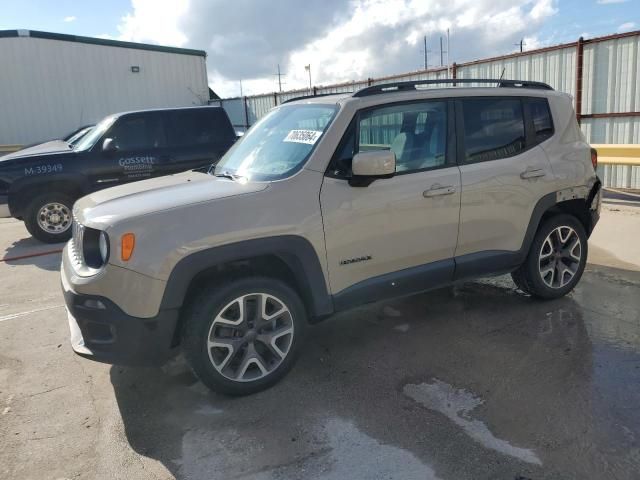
457 47 576 100
0 36 209 145
582 36 640 114
581 117 640 143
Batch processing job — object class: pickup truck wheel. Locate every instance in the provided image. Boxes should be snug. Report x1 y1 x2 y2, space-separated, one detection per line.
182 277 307 396
512 214 587 299
24 193 74 243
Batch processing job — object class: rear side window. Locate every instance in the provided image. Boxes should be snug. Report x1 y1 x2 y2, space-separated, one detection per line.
108 114 165 151
461 98 525 164
167 109 233 147
529 98 554 143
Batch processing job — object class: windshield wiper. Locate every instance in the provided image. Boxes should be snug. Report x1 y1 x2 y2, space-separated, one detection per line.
214 171 246 182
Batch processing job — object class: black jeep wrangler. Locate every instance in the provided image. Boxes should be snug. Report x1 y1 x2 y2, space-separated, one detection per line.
0 106 236 243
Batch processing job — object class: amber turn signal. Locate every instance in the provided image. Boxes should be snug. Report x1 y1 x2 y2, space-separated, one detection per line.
121 233 135 261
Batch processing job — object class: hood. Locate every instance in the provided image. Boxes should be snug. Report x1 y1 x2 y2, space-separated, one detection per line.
75 170 269 228
0 140 72 161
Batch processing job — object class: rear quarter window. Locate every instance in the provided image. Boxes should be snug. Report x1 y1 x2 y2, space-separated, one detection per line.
529 97 554 143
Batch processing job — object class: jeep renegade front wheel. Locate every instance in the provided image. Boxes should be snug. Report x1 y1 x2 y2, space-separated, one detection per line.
24 193 74 243
182 277 307 395
512 214 588 299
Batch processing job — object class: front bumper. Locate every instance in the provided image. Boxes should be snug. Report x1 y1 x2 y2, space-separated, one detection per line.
0 194 10 218
62 266 179 366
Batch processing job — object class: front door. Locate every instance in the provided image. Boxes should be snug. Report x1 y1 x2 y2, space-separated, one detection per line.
90 113 169 189
320 99 461 304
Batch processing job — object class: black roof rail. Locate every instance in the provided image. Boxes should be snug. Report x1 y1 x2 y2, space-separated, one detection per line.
281 92 346 104
352 78 553 97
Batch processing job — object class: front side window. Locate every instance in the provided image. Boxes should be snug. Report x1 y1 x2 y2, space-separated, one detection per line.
74 115 117 152
214 104 337 182
461 98 525 164
358 101 447 173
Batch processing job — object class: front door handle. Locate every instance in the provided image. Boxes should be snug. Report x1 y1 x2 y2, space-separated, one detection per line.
423 184 456 197
520 167 546 179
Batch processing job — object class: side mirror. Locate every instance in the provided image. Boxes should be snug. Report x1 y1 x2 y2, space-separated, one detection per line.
349 150 396 187
102 138 117 153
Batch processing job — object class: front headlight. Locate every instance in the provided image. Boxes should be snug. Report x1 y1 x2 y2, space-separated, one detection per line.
99 231 109 263
82 228 109 270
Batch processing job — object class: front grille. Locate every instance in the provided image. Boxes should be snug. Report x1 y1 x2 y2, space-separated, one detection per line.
70 216 85 268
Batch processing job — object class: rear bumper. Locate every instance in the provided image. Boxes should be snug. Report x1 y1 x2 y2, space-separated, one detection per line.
62 275 179 366
0 194 10 218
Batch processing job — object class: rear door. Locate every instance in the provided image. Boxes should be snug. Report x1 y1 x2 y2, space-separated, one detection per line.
454 96 555 277
166 108 236 173
90 112 169 188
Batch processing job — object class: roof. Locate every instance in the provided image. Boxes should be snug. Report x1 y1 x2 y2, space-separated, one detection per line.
0 29 206 57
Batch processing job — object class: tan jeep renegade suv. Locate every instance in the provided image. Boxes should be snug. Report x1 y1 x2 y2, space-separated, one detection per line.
61 79 601 395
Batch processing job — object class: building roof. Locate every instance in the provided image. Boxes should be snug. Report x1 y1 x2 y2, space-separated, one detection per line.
0 29 206 57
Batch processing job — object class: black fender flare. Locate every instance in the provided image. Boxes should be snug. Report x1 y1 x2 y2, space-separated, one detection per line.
159 235 334 319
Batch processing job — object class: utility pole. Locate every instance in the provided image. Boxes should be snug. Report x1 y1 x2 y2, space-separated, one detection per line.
305 64 312 93
439 36 444 66
423 35 428 70
446 28 450 77
239 79 243 97
513 39 526 52
273 64 286 92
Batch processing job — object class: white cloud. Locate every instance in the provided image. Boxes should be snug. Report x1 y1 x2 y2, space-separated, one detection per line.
618 22 636 31
596 0 628 4
117 0 189 47
63 16 77 23
115 0 560 97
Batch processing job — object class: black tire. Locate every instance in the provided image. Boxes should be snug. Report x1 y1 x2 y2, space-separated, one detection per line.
24 193 74 243
511 214 588 300
181 276 307 396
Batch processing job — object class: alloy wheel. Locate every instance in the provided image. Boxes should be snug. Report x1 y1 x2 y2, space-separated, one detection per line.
207 293 294 382
538 226 582 289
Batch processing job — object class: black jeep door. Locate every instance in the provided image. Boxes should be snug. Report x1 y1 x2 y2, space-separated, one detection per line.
165 108 236 173
91 112 169 189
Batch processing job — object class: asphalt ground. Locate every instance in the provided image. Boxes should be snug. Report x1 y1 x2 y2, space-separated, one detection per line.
1 202 639 480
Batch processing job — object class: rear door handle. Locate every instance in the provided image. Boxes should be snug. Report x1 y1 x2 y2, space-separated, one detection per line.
423 184 456 197
520 168 546 179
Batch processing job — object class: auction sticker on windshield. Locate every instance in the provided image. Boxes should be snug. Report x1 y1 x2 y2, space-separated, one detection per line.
284 130 322 145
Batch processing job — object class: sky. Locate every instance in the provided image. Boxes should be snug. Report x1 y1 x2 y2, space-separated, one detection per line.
1 0 638 97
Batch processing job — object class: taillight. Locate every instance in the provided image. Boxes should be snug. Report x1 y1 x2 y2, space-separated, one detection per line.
590 147 598 170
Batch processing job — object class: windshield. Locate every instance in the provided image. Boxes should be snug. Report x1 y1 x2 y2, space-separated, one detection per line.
67 126 94 147
74 115 117 152
214 104 337 182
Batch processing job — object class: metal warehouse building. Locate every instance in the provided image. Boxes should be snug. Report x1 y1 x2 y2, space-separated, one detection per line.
213 30 640 188
0 30 209 146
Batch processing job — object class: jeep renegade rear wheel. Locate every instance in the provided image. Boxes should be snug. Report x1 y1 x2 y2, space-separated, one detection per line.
24 193 74 243
182 277 307 395
511 214 587 299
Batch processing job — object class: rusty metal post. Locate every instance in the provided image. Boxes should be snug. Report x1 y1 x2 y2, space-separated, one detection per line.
452 62 457 86
273 92 278 106
575 36 584 124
